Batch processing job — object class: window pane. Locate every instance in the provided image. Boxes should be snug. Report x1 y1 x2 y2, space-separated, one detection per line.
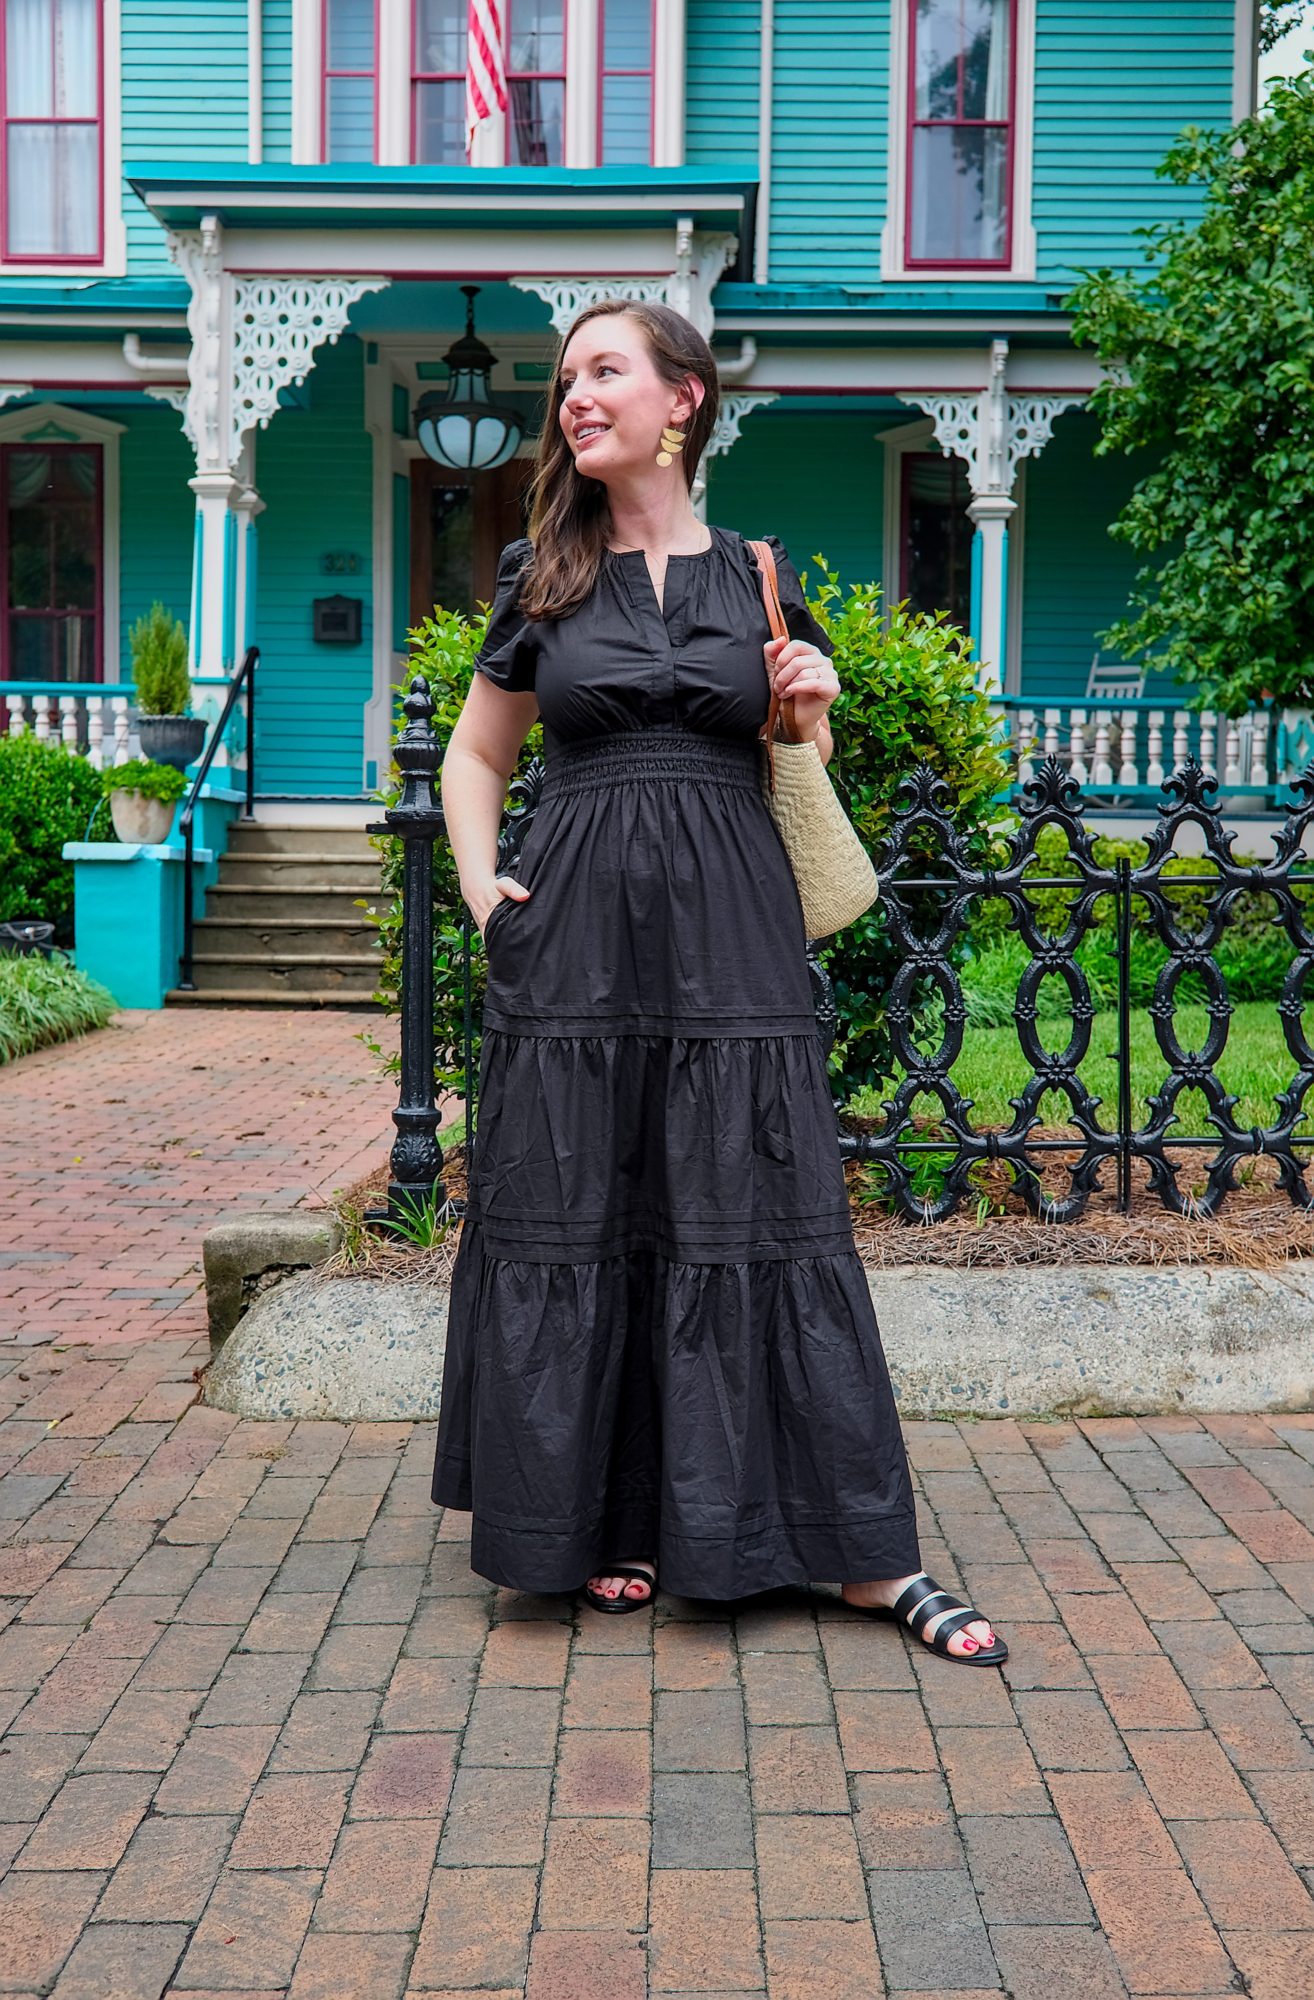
903 453 971 630
7 122 98 254
326 75 375 161
508 76 563 165
509 0 563 73
601 74 650 164
55 0 99 116
603 0 651 69
915 0 1010 121
6 0 54 117
414 0 465 72
326 0 374 69
909 124 1008 262
414 78 465 162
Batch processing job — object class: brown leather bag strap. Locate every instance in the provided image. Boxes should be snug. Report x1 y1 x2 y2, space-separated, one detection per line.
746 538 801 796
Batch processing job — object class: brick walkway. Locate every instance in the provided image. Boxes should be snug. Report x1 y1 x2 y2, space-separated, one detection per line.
0 1010 396 1347
2 1354 1314 1997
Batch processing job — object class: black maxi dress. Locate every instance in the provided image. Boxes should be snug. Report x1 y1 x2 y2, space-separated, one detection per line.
431 524 921 1600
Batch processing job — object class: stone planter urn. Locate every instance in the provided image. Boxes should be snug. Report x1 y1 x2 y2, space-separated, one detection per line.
109 789 176 845
134 713 206 772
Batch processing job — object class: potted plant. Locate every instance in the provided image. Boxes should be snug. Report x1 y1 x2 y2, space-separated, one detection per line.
103 757 189 846
129 601 205 771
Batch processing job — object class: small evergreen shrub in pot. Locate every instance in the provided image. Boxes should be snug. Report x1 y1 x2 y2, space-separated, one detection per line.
103 758 189 845
130 602 205 770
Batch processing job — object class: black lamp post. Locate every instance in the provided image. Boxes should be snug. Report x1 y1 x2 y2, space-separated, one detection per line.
413 285 523 471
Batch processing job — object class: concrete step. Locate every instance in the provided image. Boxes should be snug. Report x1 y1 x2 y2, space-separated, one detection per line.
218 855 382 889
192 917 378 958
166 986 379 1009
230 825 379 859
206 885 381 921
182 953 380 996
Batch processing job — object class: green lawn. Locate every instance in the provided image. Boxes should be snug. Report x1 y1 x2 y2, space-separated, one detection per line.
849 1000 1314 1141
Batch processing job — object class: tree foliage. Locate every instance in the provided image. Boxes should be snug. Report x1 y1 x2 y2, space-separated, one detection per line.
1066 67 1314 714
1261 0 1314 54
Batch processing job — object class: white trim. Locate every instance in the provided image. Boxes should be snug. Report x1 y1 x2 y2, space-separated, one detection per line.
565 0 600 167
378 0 409 164
754 0 773 283
361 339 401 790
0 0 127 279
881 0 1037 284
292 0 323 163
0 400 124 679
248 0 264 163
1234 0 1259 119
652 0 686 167
1005 455 1026 695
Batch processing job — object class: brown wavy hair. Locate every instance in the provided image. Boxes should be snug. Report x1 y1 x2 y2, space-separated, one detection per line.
517 298 720 622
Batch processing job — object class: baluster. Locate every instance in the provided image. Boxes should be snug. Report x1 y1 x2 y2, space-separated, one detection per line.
1043 707 1062 762
1147 710 1165 787
59 695 79 753
1016 707 1036 784
1222 717 1241 787
1172 710 1191 775
1199 711 1217 779
6 692 28 739
1069 709 1088 785
86 696 104 770
33 695 52 743
1251 708 1270 789
1119 707 1139 787
110 697 132 765
1093 712 1114 787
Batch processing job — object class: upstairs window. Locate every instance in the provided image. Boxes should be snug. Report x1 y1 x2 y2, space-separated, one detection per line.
2 0 102 261
599 0 653 165
907 0 1014 267
507 0 564 167
412 0 465 165
323 0 377 162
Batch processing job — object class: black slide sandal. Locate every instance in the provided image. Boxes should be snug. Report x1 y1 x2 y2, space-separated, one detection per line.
853 1571 1008 1666
581 1563 657 1614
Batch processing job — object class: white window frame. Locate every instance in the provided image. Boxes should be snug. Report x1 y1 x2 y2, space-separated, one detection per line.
294 0 684 166
0 399 124 680
0 0 126 278
881 0 1036 284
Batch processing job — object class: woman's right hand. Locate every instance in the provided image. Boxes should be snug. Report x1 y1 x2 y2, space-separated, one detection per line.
471 876 530 933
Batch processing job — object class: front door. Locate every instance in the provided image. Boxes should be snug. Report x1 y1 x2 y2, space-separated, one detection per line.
409 456 533 631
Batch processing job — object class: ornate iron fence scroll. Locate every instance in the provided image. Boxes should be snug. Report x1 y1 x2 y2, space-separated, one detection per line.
374 672 1314 1231
851 752 1314 1224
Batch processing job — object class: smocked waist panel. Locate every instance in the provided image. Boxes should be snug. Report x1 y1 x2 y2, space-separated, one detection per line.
541 728 764 799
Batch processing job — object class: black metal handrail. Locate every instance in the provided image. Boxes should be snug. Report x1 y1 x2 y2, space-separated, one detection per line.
178 645 257 992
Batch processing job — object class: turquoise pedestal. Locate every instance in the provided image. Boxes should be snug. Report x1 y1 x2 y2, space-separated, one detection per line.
61 841 214 1008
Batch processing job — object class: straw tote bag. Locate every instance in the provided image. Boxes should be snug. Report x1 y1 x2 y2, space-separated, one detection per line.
746 538 880 940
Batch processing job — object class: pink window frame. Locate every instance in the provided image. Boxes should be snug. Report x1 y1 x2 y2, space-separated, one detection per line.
502 0 567 167
409 0 464 163
0 440 104 682
904 0 1017 272
595 0 654 166
0 0 105 266
321 0 381 164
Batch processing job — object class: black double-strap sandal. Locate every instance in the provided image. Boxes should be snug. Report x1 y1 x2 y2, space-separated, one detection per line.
852 1571 1008 1666
581 1562 657 1614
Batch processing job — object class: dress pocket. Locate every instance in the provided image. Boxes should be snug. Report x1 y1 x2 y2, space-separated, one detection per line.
483 895 521 951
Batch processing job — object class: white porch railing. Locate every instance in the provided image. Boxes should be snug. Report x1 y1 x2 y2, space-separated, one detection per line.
997 696 1314 806
1 677 241 773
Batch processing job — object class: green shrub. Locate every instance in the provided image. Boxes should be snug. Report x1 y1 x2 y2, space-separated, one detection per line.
102 758 189 804
0 735 104 941
0 952 116 1064
129 601 191 716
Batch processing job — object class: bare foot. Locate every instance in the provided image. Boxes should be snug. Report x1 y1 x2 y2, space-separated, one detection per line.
585 1558 656 1605
842 1573 997 1658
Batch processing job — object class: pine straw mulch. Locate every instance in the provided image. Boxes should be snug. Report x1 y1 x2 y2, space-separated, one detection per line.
319 1122 1314 1282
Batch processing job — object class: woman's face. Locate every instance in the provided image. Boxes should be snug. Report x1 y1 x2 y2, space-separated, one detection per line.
558 315 698 483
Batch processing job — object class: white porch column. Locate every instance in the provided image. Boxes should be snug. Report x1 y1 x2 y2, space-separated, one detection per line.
168 213 389 685
904 340 1082 696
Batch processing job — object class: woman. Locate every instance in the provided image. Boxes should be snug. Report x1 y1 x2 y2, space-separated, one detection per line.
431 298 1005 1666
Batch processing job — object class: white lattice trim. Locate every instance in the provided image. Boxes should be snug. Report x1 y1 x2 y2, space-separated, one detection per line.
508 277 672 337
230 276 388 459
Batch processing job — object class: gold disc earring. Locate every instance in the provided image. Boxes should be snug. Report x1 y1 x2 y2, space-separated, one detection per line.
656 424 687 468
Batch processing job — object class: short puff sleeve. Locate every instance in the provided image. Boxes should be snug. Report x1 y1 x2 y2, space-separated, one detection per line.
472 536 537 692
762 534 835 658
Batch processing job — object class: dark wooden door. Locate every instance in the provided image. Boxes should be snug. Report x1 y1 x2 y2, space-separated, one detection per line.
409 456 533 630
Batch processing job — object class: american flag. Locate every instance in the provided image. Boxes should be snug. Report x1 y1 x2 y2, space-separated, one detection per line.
466 0 508 153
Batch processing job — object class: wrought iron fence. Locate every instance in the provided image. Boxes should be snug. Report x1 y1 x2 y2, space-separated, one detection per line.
374 672 1314 1231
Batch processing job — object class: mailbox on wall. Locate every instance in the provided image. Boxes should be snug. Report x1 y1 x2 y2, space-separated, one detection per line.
312 595 362 645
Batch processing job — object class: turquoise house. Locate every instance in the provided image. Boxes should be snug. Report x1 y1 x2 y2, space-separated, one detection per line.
0 1 1277 937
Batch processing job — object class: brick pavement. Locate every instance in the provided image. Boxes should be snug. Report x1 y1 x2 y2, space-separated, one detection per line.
0 1009 397 1347
2 1346 1314 1998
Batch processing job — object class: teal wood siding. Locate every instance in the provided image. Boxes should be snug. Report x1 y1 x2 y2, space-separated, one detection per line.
254 340 375 795
122 1 252 274
768 1 887 284
1019 412 1174 699
1032 1 1236 286
685 0 760 165
708 410 883 599
262 0 293 163
117 408 195 679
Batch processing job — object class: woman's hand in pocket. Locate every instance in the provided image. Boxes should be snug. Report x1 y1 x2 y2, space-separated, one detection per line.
472 876 531 934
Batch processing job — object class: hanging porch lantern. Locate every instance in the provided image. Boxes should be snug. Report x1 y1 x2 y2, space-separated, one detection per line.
413 285 523 471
